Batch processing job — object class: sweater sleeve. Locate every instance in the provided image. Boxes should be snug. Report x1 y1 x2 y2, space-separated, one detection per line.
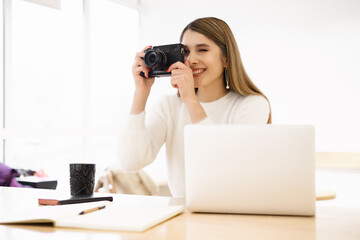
118 101 167 172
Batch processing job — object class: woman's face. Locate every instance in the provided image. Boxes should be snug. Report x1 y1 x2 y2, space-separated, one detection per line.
181 30 227 90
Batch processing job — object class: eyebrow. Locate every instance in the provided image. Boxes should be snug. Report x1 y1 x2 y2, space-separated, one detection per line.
196 44 210 48
184 43 210 49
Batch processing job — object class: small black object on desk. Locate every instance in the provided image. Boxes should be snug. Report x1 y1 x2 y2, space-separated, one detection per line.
16 176 58 190
38 195 113 205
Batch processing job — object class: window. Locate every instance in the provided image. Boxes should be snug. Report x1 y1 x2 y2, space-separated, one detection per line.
1 2 5 162
2 0 141 191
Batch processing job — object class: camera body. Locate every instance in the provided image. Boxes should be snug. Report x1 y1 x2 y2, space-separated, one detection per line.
142 43 185 78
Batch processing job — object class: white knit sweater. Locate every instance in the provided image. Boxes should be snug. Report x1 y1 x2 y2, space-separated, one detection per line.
119 91 270 198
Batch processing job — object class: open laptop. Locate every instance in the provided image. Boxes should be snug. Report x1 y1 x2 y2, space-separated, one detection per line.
184 125 315 216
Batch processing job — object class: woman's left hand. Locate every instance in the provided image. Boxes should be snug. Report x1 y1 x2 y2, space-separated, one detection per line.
168 60 197 105
169 60 208 123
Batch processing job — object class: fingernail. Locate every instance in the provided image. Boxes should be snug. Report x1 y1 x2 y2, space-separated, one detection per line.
147 45 152 48
147 67 150 72
166 68 170 73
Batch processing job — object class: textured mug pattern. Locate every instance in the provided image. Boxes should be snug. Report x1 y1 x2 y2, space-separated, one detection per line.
70 164 95 195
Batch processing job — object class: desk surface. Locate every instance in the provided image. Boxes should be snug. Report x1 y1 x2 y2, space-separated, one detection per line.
1 170 360 240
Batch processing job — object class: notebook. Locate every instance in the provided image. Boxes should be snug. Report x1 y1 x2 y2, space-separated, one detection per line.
0 200 184 232
184 124 315 216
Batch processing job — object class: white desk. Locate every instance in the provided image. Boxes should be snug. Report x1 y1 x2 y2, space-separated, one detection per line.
1 168 360 239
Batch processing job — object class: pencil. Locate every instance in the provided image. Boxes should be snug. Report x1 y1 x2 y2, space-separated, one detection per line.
79 205 106 215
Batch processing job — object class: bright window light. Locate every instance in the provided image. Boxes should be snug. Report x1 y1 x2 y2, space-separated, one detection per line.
4 0 140 191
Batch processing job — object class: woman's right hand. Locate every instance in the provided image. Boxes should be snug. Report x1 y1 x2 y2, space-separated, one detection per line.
130 46 156 114
132 46 155 96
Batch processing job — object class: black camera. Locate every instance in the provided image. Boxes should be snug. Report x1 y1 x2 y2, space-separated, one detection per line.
141 43 185 78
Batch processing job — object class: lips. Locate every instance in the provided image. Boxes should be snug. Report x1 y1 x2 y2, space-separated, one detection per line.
192 68 206 77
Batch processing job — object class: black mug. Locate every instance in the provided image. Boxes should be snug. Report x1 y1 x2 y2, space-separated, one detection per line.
70 163 95 196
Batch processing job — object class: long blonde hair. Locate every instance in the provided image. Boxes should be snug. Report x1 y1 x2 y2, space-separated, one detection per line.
180 17 272 123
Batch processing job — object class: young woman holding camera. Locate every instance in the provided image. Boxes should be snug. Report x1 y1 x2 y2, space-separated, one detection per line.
120 17 271 198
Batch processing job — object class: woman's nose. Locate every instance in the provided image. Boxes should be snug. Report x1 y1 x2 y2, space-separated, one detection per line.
186 52 198 64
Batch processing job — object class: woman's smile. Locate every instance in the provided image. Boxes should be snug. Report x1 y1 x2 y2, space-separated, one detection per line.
192 68 206 77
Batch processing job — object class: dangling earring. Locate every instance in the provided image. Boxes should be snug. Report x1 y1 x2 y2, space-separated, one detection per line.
225 68 230 89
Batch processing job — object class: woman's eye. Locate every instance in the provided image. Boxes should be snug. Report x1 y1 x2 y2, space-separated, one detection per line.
199 49 208 52
184 50 190 54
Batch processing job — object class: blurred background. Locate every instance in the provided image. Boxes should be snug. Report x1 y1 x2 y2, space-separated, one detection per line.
1 0 359 192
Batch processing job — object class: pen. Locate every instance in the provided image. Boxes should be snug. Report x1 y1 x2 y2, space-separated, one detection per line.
79 205 106 215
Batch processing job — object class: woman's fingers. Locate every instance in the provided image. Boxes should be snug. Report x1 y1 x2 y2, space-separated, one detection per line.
169 68 182 76
133 46 152 78
134 65 147 76
167 61 190 73
171 74 192 89
170 67 192 78
143 45 152 52
136 46 152 59
133 58 146 69
133 46 152 66
171 82 178 89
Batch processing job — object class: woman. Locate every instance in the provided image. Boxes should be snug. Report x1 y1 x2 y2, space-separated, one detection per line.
120 17 271 198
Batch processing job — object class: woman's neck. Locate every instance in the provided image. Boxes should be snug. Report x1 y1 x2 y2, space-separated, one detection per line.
197 85 227 103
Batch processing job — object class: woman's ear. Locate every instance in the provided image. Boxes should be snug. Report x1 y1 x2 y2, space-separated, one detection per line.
223 56 228 68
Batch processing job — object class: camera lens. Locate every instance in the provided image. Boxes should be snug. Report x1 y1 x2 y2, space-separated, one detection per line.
149 54 157 63
144 49 167 69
